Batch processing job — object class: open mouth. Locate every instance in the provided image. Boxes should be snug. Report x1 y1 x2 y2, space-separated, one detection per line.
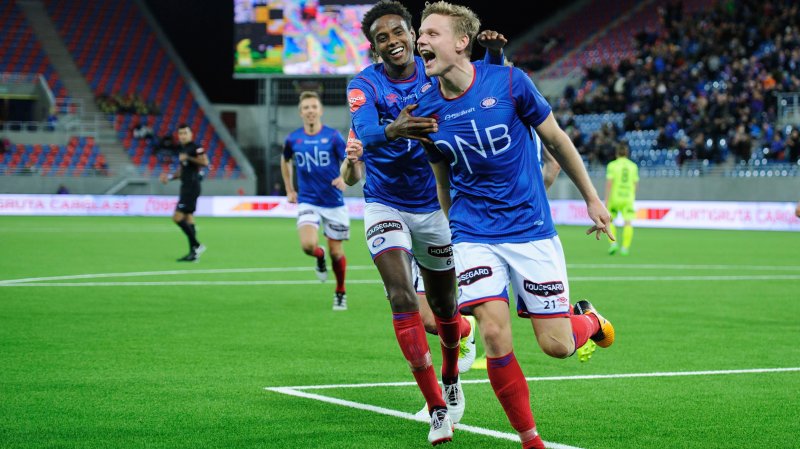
420 49 436 64
388 46 404 59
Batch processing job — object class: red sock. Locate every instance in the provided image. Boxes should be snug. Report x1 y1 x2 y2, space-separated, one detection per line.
459 315 472 338
487 352 537 436
570 313 599 349
332 255 346 293
393 312 445 410
434 313 461 381
312 247 324 258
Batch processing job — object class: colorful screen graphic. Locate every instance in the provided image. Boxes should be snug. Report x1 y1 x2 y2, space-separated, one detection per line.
234 0 375 76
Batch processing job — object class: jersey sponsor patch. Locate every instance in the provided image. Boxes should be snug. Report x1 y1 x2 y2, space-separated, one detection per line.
428 244 453 258
366 220 403 239
523 280 565 297
348 89 366 113
457 266 492 286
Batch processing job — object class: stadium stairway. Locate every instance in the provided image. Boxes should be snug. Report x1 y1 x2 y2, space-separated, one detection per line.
17 0 132 176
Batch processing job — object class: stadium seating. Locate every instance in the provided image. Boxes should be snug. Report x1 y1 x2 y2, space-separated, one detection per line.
42 0 243 179
0 137 107 176
0 1 68 98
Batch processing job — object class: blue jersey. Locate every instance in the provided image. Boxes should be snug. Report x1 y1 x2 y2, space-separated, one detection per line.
283 125 346 208
414 64 556 244
347 53 504 213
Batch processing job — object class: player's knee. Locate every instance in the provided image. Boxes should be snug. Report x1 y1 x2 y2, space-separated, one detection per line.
386 288 417 310
479 321 506 352
538 334 574 359
427 297 456 318
300 243 316 255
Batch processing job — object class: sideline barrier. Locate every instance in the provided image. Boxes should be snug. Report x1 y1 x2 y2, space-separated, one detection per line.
0 195 798 231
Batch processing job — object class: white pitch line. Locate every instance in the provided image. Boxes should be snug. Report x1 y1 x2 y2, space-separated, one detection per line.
266 386 583 449
2 262 798 286
568 263 800 271
3 274 800 287
265 367 800 449
0 266 378 285
0 280 386 287
271 367 800 391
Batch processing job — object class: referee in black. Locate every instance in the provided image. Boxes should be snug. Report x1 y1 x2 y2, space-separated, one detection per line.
160 124 209 262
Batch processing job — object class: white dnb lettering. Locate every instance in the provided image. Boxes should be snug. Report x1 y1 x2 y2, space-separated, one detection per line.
434 119 511 174
296 147 332 171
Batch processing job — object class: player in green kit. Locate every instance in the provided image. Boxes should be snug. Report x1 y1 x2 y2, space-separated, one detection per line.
604 144 639 256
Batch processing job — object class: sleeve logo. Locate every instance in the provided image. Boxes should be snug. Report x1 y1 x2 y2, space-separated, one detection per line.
348 89 366 113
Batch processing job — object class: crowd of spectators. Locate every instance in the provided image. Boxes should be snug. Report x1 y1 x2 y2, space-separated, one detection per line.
549 0 800 166
96 93 160 115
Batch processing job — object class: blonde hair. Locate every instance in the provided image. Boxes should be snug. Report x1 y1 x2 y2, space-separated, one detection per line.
298 91 321 106
421 1 480 57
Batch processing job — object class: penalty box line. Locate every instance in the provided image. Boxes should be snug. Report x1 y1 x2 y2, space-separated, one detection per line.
265 367 800 448
265 386 585 449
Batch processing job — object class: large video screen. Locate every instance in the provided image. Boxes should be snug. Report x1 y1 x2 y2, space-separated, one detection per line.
234 0 376 77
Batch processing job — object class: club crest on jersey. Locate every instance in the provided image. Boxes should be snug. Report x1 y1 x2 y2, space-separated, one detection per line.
421 82 432 93
480 97 498 108
348 89 366 113
321 138 329 144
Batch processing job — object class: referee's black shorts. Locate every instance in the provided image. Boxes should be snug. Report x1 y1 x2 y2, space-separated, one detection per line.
177 184 201 213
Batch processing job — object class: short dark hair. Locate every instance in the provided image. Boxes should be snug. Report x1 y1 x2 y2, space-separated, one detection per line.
361 0 413 43
178 123 191 131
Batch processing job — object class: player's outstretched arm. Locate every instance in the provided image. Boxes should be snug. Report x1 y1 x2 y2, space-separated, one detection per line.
385 104 437 144
536 112 614 241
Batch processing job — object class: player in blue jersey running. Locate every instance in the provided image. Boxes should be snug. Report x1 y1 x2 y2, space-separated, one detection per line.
340 0 507 444
412 2 616 448
281 91 350 311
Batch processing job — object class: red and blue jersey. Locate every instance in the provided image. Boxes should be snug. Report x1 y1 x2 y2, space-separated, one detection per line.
414 64 557 244
347 56 440 213
283 125 346 208
347 53 504 213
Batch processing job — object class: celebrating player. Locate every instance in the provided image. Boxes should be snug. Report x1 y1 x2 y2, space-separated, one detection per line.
340 0 507 444
412 2 616 448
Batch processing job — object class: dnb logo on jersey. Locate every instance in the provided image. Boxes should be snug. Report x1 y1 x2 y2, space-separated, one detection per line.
348 89 366 113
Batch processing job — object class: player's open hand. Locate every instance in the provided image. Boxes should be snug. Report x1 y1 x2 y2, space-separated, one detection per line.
286 191 298 203
585 199 615 241
795 200 800 218
477 30 507 52
331 176 347 192
386 104 437 145
159 172 169 184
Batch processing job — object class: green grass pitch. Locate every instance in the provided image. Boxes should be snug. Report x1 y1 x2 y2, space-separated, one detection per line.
1 216 798 448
